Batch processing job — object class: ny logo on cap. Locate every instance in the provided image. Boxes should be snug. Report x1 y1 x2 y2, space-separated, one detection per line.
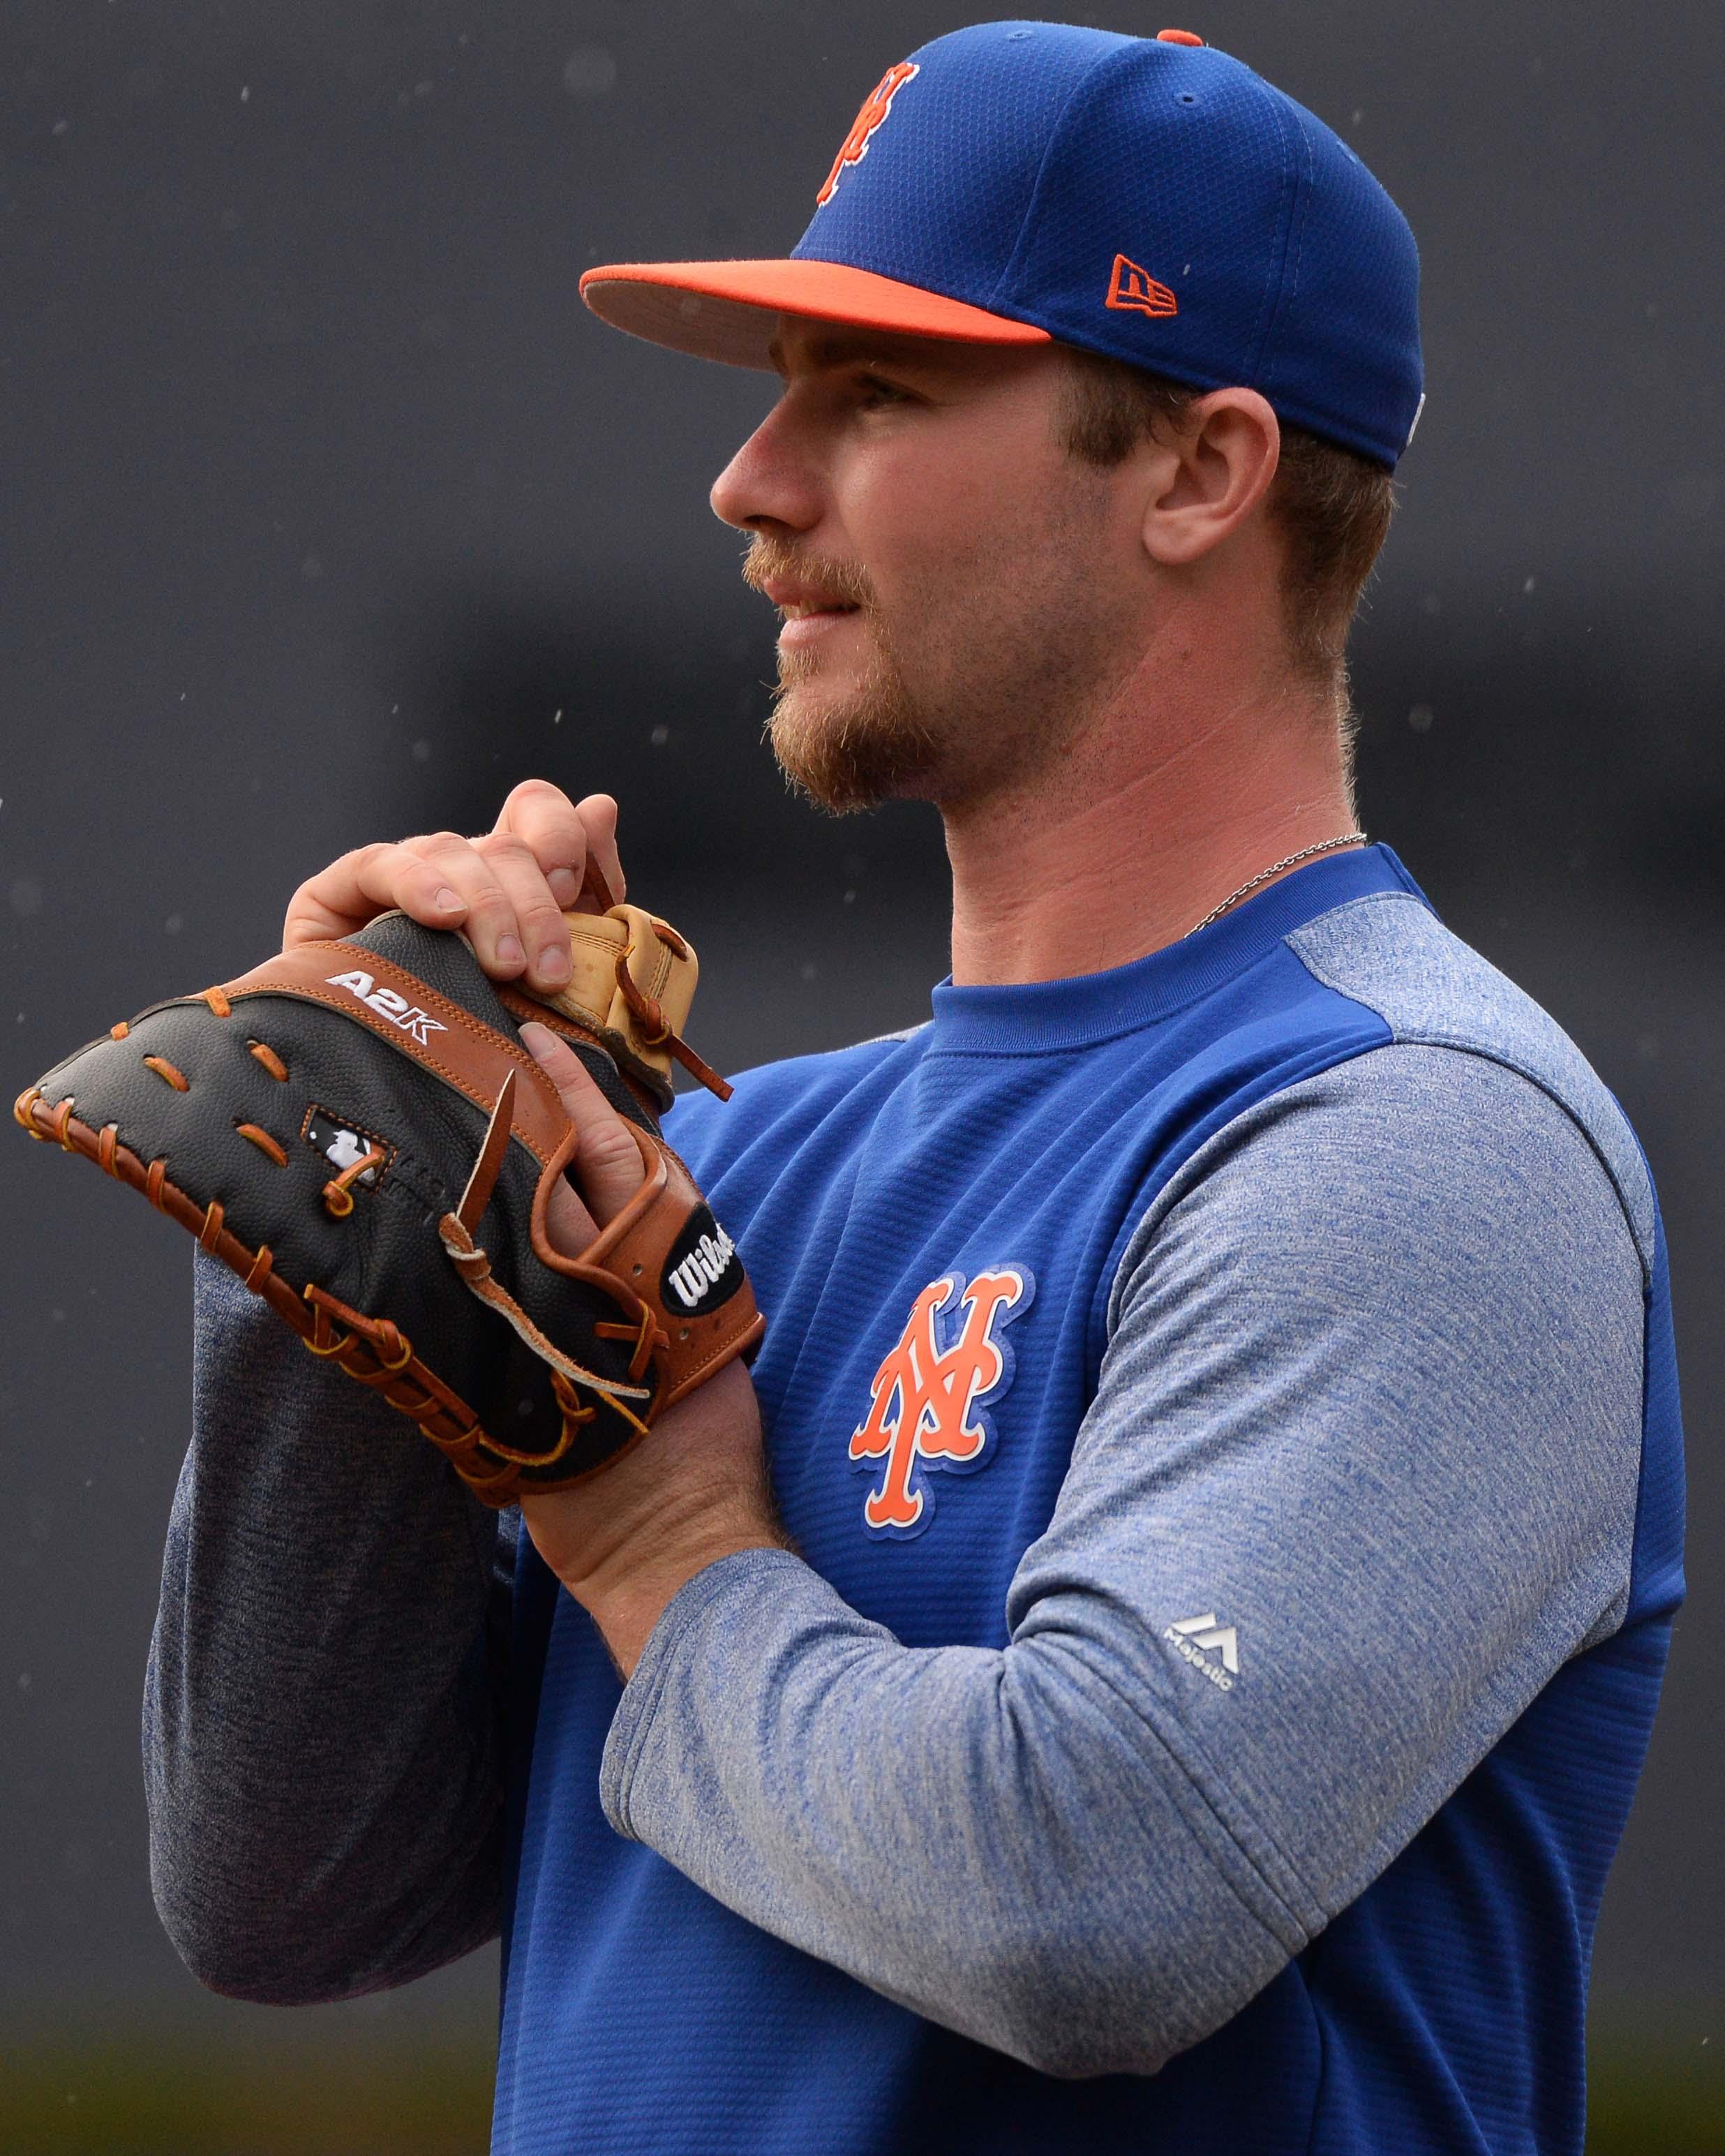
817 60 919 207
1105 253 1179 319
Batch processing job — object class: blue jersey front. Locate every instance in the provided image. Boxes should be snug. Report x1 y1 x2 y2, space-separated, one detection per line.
494 845 1682 2155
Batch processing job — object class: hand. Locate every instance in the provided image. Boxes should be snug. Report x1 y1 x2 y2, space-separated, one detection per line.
514 1021 786 1677
282 781 627 1000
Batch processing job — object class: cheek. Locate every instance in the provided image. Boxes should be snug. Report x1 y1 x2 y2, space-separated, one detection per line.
847 441 1047 617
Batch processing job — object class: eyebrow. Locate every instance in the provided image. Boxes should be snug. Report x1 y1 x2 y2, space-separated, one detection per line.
766 331 948 379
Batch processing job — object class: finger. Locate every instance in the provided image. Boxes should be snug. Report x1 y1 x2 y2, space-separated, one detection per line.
521 1023 645 1228
472 829 574 995
284 841 468 947
492 780 594 914
396 833 530 979
572 793 625 912
543 1164 598 1258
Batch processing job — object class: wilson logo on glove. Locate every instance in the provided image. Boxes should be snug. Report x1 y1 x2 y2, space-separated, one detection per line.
325 969 448 1046
660 1207 743 1317
848 1265 1033 1540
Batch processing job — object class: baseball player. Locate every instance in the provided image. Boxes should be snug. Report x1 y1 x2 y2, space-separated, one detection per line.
141 24 1683 2155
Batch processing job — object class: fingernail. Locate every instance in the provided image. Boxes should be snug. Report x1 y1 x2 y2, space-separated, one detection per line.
433 887 463 914
547 868 579 904
537 944 571 983
496 935 524 967
519 1022 556 1061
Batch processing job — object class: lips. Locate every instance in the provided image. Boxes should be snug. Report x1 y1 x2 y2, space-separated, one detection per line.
761 577 860 620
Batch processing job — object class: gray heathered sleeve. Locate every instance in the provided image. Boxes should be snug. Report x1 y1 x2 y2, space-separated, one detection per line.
598 1044 1646 2077
144 1250 512 2003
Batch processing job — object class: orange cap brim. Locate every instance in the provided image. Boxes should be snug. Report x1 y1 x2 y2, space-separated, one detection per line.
578 258 1052 369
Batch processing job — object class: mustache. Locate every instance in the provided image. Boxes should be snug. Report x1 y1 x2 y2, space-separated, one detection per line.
740 535 879 614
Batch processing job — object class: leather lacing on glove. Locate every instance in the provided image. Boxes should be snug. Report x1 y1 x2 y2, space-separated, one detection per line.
15 902 762 1503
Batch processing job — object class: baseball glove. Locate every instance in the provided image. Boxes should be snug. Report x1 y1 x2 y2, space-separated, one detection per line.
14 889 763 1506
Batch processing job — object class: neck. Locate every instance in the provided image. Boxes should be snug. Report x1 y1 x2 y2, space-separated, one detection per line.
942 664 1358 987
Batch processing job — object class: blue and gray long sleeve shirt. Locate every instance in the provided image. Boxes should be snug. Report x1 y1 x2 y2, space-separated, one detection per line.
147 845 1684 2155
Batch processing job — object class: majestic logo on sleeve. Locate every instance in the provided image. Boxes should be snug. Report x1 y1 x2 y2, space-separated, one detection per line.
816 61 919 206
848 1266 1033 1540
1165 1611 1239 1691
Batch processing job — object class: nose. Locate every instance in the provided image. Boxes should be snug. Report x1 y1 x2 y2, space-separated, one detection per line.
710 390 825 537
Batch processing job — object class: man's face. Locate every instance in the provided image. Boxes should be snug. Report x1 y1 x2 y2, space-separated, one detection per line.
710 320 1144 814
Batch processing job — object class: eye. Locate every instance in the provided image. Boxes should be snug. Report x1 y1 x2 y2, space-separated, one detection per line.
854 371 911 408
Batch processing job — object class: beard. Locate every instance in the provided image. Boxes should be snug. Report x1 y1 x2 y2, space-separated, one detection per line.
742 536 943 815
741 503 1127 819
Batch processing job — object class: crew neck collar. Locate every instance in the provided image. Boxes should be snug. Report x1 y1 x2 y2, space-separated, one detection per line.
925 843 1424 1057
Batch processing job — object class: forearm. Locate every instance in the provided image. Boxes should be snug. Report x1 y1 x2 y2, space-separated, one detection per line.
600 1550 1304 2076
598 1051 1646 2076
146 1252 510 2003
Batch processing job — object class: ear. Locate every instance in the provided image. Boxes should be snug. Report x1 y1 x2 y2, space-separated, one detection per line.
1140 388 1281 568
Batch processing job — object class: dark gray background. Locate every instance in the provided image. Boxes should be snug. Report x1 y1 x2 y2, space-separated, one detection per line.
3 0 1719 2060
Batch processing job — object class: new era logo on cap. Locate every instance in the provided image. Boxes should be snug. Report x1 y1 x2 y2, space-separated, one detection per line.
1105 253 1179 319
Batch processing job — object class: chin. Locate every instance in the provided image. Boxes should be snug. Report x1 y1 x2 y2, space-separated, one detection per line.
767 673 945 817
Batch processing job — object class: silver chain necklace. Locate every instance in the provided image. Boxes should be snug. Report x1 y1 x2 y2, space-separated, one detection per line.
1185 833 1368 939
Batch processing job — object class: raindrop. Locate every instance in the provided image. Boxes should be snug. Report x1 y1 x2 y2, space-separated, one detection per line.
1407 705 1434 734
164 914 185 934
650 724 671 747
562 47 618 99
1523 576 1537 594
411 740 432 762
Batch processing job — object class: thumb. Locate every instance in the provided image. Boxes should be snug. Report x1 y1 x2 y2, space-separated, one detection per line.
520 1023 647 1228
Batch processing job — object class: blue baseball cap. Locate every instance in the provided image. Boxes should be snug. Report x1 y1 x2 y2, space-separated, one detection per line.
581 22 1423 468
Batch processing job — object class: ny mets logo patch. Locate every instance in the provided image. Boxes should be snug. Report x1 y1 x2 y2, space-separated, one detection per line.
817 61 919 207
848 1265 1033 1540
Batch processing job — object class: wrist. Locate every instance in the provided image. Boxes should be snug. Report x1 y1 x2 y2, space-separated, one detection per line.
569 1511 786 1679
516 1358 783 1678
